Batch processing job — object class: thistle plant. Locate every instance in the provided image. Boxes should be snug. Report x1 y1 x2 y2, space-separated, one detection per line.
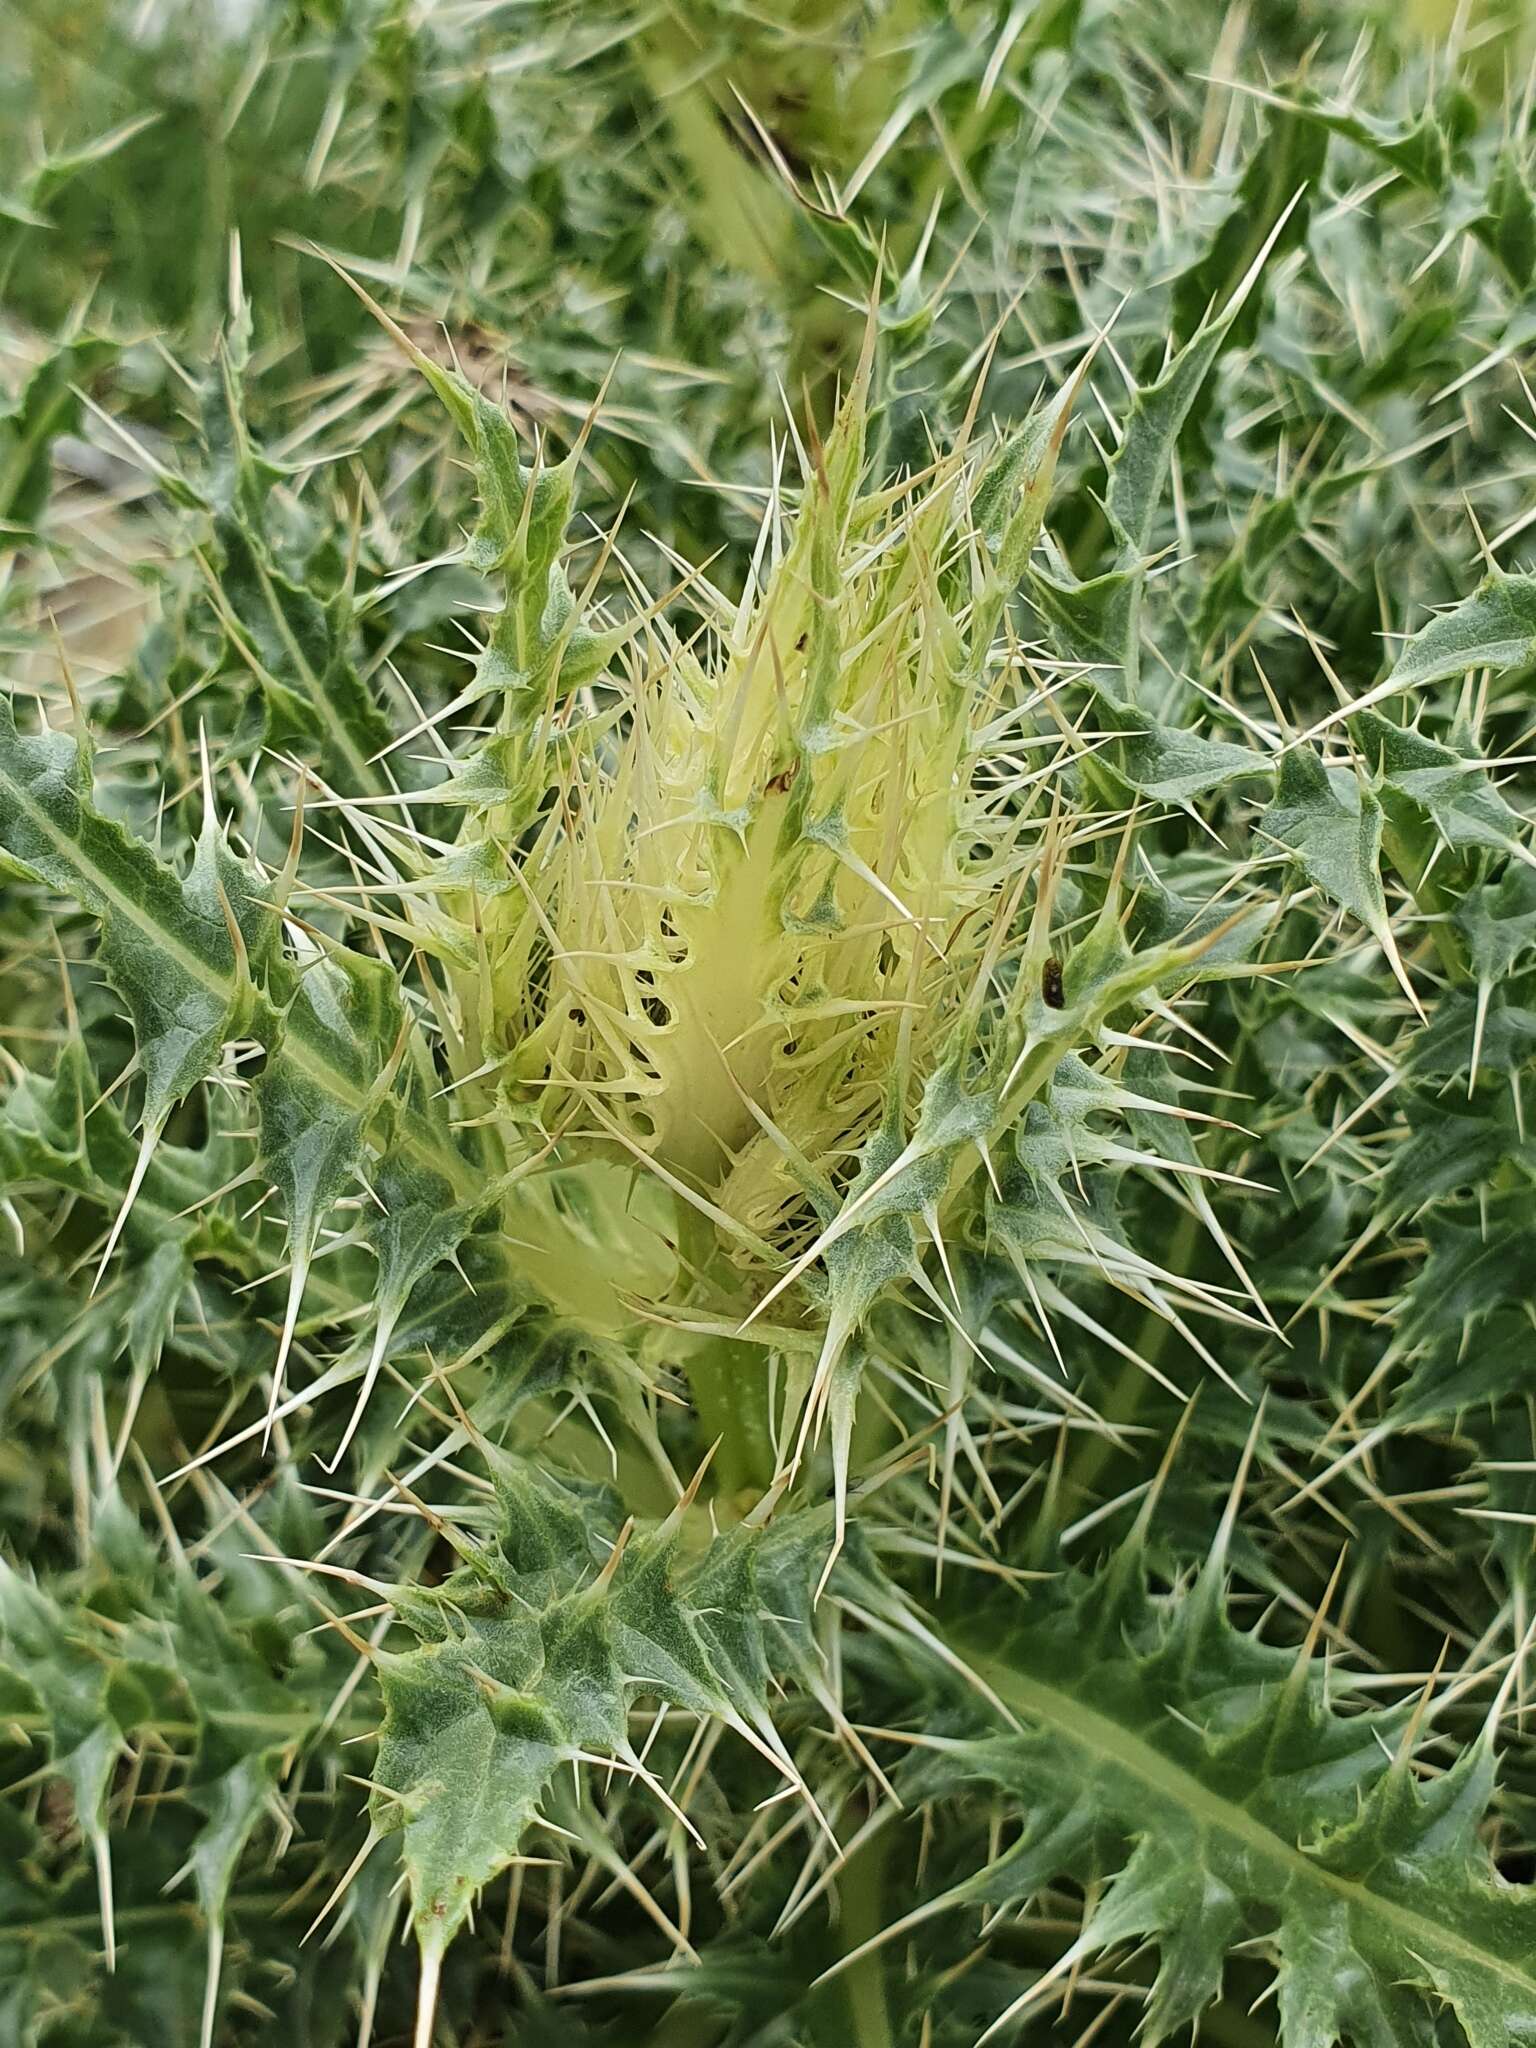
6 7 1536 2048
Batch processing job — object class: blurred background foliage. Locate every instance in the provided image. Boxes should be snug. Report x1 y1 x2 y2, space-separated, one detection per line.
5 0 1536 608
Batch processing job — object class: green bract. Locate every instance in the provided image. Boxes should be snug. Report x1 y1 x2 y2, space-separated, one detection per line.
3 5 1536 2046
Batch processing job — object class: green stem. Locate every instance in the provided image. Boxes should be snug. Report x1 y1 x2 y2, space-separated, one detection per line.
838 1817 896 2048
672 1206 780 1500
1 1708 372 1746
682 1332 780 1501
630 17 866 419
1380 819 1472 985
633 22 794 289
0 1889 297 1941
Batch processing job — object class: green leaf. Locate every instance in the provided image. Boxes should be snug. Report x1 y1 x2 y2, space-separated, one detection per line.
889 1564 1536 2048
1377 1100 1525 1214
1283 90 1471 194
323 1159 485 1465
0 695 473 1202
172 1584 295 1914
1033 193 1296 696
124 1238 190 1380
1261 746 1414 1002
1480 143 1536 287
1455 865 1536 981
0 1566 124 1960
0 1033 247 1286
1107 195 1297 563
1353 708 1533 865
1170 111 1326 350
0 710 251 1135
199 327 395 791
388 325 616 725
1089 688 1265 804
374 1463 820 1975
1379 571 1536 698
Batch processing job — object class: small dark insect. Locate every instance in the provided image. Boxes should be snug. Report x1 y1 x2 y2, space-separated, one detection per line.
1041 957 1065 1008
793 631 808 651
765 759 800 795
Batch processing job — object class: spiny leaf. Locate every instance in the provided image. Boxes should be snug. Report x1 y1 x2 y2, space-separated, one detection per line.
1354 707 1533 866
1261 745 1416 1005
878 1563 1536 2048
1379 571 1536 699
374 1462 825 1972
0 695 474 1202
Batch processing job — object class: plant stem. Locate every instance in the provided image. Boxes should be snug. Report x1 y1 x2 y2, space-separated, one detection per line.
665 1194 781 1498
1380 818 1472 985
0 1890 296 1941
683 1333 780 1500
837 1816 895 2048
633 22 793 290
